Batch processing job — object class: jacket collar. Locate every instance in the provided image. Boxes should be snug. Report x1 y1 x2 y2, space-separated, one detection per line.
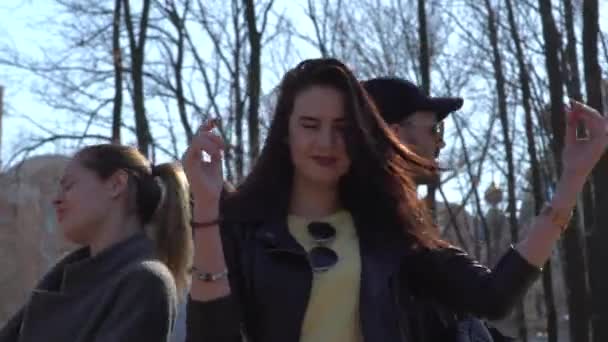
38 233 154 294
252 213 411 267
253 216 306 255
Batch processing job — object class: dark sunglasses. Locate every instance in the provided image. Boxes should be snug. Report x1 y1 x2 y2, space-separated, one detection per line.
307 222 338 273
403 120 444 140
433 121 444 139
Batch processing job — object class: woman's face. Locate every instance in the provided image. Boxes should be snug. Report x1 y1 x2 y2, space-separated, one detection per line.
288 85 351 187
53 159 114 245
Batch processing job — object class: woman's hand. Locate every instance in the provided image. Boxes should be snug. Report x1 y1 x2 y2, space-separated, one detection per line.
562 100 608 178
182 120 225 214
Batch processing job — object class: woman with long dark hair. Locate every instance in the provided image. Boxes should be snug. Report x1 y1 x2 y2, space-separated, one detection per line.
183 58 608 341
0 144 193 342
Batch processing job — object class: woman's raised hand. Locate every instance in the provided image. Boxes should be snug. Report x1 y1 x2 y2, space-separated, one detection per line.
182 120 225 212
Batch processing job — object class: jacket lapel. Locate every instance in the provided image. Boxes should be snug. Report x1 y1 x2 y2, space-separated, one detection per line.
60 234 153 294
357 221 410 341
246 219 311 341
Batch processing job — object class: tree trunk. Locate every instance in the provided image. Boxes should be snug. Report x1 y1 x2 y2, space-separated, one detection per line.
233 0 245 181
111 0 123 144
244 0 262 166
564 0 595 300
124 0 152 157
563 2 594 341
562 0 583 101
562 0 593 253
484 1 526 340
306 0 329 57
506 0 557 340
418 0 430 94
583 0 608 341
0 85 3 169
418 0 438 219
452 115 491 261
168 1 193 142
539 1 591 341
601 32 608 68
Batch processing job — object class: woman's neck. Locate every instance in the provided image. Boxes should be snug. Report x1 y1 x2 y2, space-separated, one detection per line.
89 214 141 256
289 175 342 220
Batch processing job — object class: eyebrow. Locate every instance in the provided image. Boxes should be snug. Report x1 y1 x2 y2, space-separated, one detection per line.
59 175 72 186
299 116 319 122
299 115 345 123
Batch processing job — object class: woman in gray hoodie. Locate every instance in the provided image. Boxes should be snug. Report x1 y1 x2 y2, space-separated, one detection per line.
0 144 193 342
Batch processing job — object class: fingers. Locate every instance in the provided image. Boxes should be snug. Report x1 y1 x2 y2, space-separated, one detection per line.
567 99 607 138
200 118 216 132
184 122 225 165
569 99 600 122
196 120 225 150
565 109 577 146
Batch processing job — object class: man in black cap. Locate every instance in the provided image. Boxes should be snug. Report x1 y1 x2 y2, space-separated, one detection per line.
362 77 463 163
362 77 515 342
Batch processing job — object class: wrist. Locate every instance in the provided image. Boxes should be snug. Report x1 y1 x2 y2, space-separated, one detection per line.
539 202 573 233
192 202 220 222
561 167 588 184
554 172 586 207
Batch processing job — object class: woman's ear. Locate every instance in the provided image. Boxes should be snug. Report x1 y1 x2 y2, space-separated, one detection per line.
106 169 130 199
389 123 402 136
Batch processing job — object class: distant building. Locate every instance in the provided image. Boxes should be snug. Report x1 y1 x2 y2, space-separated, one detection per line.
0 154 74 324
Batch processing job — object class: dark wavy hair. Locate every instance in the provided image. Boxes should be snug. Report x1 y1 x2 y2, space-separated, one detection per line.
223 58 446 249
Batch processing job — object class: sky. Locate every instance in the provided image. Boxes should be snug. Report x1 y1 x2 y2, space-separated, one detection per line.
0 0 607 210
0 0 323 167
0 1 61 164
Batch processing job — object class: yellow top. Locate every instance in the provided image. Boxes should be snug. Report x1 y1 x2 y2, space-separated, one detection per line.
287 210 364 342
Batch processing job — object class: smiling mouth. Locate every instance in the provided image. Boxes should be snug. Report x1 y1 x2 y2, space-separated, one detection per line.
56 210 66 221
312 156 337 167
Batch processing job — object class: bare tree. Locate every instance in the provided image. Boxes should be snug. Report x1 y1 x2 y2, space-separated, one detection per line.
483 1 527 339
583 0 608 341
505 1 558 340
300 0 344 58
538 1 593 342
561 6 596 325
112 0 123 143
153 0 194 142
243 0 274 164
562 0 583 101
123 0 153 156
417 0 439 219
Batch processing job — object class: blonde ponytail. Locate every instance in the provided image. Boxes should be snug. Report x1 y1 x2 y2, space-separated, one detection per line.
150 163 193 300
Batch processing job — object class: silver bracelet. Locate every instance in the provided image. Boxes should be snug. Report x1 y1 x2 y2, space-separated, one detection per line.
192 266 229 282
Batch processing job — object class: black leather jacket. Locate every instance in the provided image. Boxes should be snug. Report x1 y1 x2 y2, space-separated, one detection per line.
186 217 540 342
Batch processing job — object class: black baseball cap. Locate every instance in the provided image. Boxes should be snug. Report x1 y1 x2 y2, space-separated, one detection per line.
362 77 463 124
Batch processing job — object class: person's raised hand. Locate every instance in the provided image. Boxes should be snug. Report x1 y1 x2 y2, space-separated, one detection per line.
182 120 225 211
561 100 608 178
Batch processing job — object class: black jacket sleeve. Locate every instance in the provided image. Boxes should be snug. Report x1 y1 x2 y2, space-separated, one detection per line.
186 223 246 342
0 308 23 342
405 246 541 320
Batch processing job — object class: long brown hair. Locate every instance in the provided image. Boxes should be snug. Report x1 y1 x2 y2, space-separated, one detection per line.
76 144 193 297
224 58 446 249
